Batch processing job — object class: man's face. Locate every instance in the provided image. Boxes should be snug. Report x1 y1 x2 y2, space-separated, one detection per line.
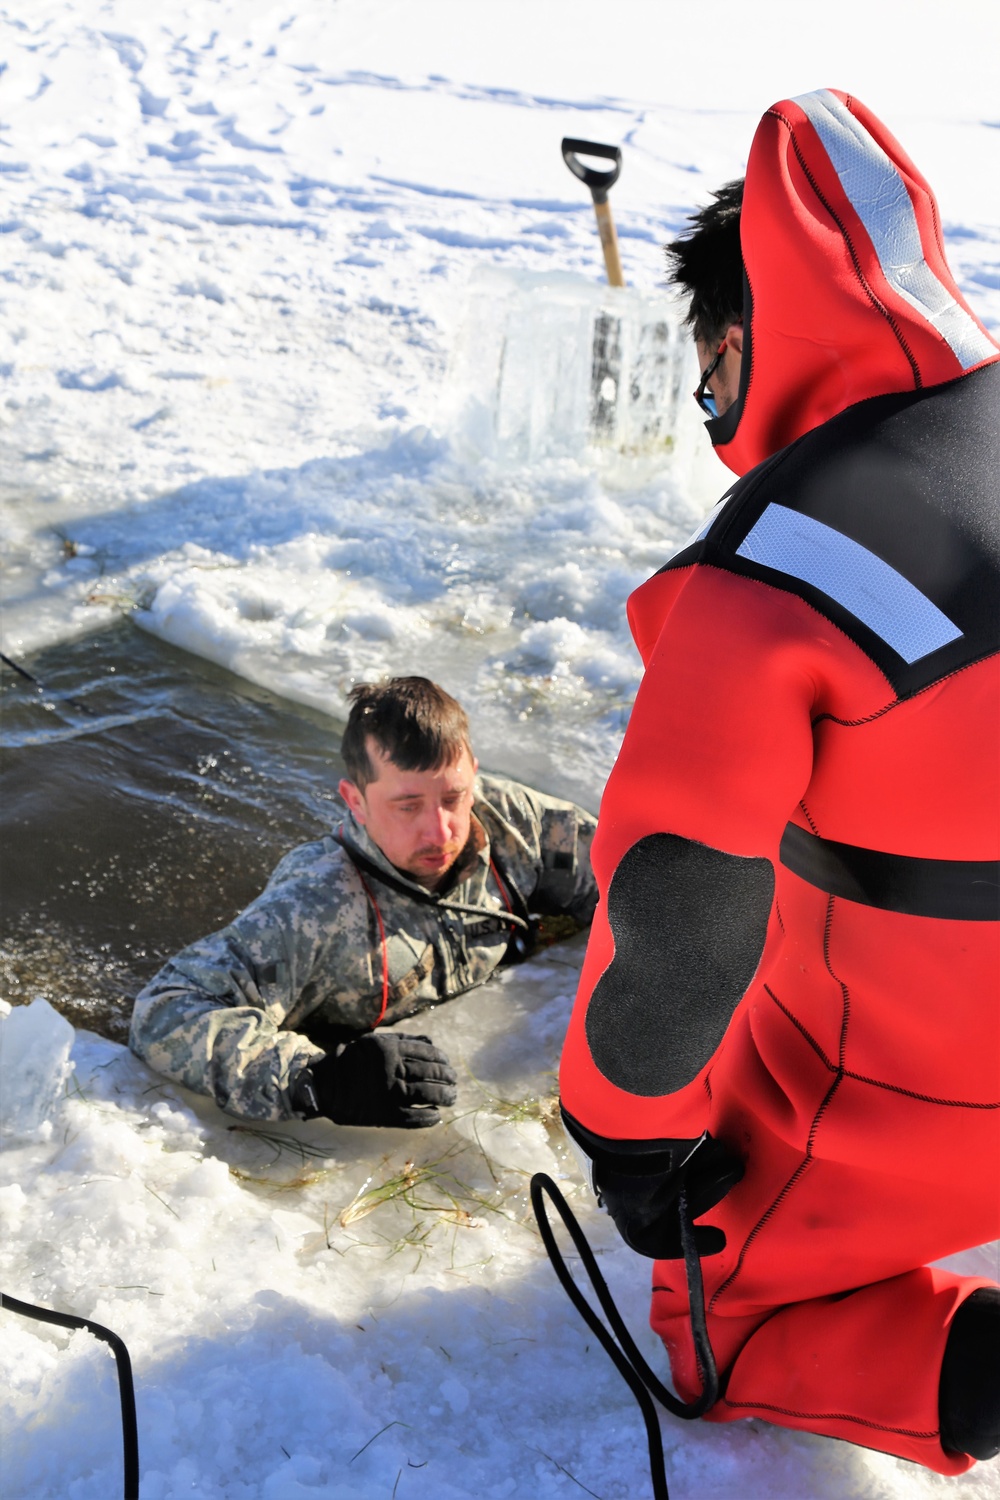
696 322 744 419
339 741 479 889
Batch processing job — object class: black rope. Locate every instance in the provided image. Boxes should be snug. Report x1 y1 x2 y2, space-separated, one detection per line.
677 1186 719 1409
1 1291 140 1499
0 650 42 685
0 649 96 715
530 1173 719 1500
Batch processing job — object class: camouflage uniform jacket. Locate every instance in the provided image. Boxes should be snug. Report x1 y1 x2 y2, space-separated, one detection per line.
129 773 597 1121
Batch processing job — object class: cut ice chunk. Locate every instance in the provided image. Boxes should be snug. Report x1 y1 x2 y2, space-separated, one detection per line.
0 998 75 1141
445 266 690 463
590 311 622 439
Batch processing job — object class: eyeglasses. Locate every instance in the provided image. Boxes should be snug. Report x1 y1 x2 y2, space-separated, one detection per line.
693 341 727 416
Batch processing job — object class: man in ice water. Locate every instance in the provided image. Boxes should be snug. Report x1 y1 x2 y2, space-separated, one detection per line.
131 676 597 1128
558 90 999 1472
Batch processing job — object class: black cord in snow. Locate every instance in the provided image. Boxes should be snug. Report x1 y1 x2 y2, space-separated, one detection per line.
0 650 42 685
1 1291 140 1500
0 649 96 715
529 1173 719 1500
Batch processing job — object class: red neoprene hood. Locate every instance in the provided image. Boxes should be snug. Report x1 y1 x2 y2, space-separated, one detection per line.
708 88 999 476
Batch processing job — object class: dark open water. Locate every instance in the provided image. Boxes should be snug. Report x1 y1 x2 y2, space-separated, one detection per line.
1 621 346 1040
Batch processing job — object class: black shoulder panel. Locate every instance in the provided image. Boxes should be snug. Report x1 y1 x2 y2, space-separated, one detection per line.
663 362 1000 698
585 833 773 1097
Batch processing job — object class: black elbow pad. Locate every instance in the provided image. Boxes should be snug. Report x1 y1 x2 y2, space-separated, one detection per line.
584 833 773 1097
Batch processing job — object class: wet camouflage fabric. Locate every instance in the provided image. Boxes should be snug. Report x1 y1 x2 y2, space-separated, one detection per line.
129 774 597 1121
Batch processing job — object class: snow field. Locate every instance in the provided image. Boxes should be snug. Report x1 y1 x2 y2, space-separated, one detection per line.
5 4 998 805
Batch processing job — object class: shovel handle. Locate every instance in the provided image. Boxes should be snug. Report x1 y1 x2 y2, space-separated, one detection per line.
561 138 625 287
561 138 622 205
593 199 625 288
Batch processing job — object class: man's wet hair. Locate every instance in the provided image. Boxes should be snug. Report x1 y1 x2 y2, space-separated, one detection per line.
665 178 745 347
342 676 472 790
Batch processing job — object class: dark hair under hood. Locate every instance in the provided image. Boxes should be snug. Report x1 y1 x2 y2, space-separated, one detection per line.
710 88 999 478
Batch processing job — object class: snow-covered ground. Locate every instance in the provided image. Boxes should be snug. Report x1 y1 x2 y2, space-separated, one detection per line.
2 3 999 1497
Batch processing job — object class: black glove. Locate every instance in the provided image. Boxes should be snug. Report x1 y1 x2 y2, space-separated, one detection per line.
293 1032 457 1129
562 1108 743 1259
596 1133 744 1259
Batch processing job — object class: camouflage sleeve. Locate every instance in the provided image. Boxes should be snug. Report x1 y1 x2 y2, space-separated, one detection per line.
479 776 599 924
129 840 358 1122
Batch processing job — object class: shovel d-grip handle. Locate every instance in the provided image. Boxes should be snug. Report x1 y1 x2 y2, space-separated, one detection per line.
561 137 625 288
561 138 622 204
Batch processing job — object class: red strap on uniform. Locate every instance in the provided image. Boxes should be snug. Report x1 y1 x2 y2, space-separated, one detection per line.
355 866 389 1028
340 824 389 1028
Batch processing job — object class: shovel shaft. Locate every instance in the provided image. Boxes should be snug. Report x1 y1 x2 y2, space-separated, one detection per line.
593 199 625 288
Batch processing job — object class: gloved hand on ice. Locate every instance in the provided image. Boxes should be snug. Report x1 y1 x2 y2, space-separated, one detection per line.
294 1032 457 1128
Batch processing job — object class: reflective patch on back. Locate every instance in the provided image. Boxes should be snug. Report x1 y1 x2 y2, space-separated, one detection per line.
794 89 996 371
736 503 962 663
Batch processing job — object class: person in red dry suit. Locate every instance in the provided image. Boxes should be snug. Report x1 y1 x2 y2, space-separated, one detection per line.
558 87 1000 1473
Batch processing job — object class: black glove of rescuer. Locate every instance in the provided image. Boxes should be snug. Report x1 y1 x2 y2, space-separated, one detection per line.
596 1133 744 1259
563 1109 743 1259
294 1032 457 1128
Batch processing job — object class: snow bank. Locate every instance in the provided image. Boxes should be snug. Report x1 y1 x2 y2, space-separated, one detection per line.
6 962 995 1500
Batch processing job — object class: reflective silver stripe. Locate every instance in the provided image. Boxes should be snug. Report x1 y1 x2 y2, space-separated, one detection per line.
736 503 962 662
793 90 995 371
689 485 738 549
667 503 725 562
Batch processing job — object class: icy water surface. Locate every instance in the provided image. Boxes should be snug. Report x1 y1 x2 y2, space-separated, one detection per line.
1 622 348 1039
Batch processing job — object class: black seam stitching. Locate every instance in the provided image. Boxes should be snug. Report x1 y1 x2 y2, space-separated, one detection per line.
719 1397 938 1439
813 700 900 730
813 650 1000 727
708 1070 843 1314
765 986 998 1107
841 1069 1000 1110
822 895 851 1071
924 158 948 279
769 107 922 387
798 799 820 836
764 985 836 1070
807 1062 843 1157
711 899 849 1312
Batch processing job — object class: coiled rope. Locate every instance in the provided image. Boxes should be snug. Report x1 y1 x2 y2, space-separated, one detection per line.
1 1291 139 1499
530 1172 718 1500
